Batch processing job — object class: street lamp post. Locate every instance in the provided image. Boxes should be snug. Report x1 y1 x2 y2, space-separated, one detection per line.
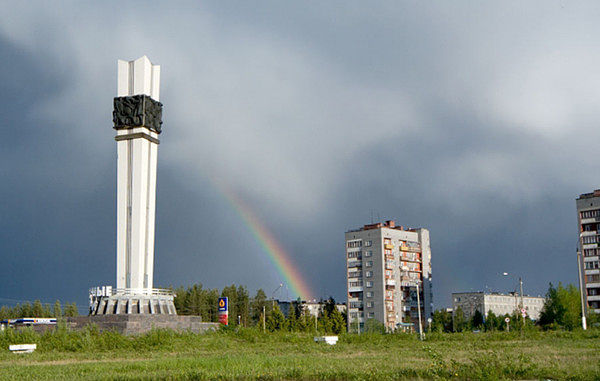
577 232 588 330
271 283 283 309
502 272 525 333
402 267 423 340
415 281 424 340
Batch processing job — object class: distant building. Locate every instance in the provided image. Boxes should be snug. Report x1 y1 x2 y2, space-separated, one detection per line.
276 300 346 317
452 292 545 320
576 190 600 314
345 220 433 332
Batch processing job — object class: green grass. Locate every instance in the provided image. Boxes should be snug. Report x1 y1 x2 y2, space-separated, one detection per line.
0 327 599 380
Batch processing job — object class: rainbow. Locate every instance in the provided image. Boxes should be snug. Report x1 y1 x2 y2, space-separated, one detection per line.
213 180 313 300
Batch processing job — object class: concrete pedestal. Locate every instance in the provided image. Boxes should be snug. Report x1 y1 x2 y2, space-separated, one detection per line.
66 315 218 335
90 294 176 315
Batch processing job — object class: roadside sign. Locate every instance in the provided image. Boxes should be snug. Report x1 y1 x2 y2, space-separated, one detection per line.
504 317 510 323
218 297 228 325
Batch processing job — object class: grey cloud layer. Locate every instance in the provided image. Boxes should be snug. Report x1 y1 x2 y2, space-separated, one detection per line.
0 2 598 307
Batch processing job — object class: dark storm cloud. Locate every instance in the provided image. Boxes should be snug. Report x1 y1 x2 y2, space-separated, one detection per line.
1 1 599 309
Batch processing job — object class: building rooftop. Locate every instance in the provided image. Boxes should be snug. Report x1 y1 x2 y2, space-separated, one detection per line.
577 189 600 199
452 291 544 298
346 220 420 233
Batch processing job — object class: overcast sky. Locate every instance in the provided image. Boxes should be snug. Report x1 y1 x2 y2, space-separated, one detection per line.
1 1 599 311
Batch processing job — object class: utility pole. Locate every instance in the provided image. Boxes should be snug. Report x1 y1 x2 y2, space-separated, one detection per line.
519 277 524 310
577 240 588 330
262 306 266 333
416 283 424 340
402 267 423 340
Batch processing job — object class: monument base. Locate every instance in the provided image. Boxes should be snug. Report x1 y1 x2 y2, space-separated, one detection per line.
66 315 218 335
89 287 176 315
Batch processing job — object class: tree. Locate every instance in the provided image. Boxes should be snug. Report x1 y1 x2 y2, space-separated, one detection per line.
21 303 33 317
205 288 220 322
586 310 600 328
173 286 188 313
471 310 484 329
364 318 386 334
296 309 310 332
538 282 581 330
0 306 8 320
63 302 78 317
323 297 336 316
286 305 298 331
452 307 467 332
484 310 500 331
32 300 44 317
251 289 269 326
317 309 333 334
266 304 287 331
329 306 346 334
431 309 453 333
43 303 52 317
52 301 62 318
236 285 249 327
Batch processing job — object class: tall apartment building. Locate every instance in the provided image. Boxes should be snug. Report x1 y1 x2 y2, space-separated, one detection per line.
576 190 600 313
345 220 433 332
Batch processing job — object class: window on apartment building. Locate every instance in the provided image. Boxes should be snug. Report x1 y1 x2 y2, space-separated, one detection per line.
366 281 373 288
366 301 374 308
365 271 373 278
365 241 372 247
588 288 600 296
581 210 600 219
582 235 599 244
367 312 374 319
365 250 372 257
584 249 599 257
347 240 363 248
366 261 373 267
585 261 599 269
347 251 362 259
586 274 600 282
366 292 373 298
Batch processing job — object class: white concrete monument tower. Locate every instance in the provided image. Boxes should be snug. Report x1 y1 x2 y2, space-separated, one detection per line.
115 56 160 290
89 56 175 315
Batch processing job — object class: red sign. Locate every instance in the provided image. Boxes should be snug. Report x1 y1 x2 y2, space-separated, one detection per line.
218 297 228 325
219 313 228 325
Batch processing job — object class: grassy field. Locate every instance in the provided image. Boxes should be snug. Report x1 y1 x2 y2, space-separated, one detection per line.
0 326 599 380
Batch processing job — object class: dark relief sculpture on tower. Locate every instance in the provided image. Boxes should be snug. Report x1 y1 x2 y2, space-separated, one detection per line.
113 95 163 133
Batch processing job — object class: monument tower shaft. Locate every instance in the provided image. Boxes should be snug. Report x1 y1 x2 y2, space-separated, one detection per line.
114 56 161 290
89 56 175 316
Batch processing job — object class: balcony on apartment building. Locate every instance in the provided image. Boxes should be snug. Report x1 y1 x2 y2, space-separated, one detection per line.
399 244 421 252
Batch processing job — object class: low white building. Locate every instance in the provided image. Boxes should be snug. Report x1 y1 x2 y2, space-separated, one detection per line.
452 292 545 320
277 300 346 317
